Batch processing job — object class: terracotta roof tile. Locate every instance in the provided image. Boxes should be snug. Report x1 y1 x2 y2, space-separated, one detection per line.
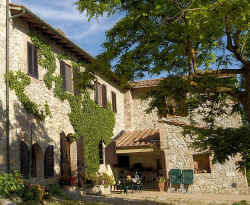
116 129 160 148
129 78 164 88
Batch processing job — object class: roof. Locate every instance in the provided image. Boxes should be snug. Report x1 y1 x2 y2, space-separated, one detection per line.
9 3 124 90
9 3 94 63
115 129 160 148
129 78 163 89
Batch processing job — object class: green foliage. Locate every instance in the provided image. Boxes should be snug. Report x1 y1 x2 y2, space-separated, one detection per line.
97 173 115 187
232 201 249 205
76 0 250 171
68 93 115 176
30 32 115 176
23 184 45 202
7 70 49 121
44 184 62 199
0 171 24 198
158 176 166 183
184 126 250 170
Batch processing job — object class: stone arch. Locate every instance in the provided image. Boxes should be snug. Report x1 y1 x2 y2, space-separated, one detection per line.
31 143 43 177
44 145 54 178
20 141 30 178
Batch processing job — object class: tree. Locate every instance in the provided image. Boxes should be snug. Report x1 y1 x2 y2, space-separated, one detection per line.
76 0 250 168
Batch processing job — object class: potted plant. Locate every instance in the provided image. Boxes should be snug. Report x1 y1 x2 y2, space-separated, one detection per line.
158 176 166 192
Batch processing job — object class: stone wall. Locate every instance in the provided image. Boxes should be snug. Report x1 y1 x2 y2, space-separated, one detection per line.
0 0 7 173
131 87 248 194
0 2 125 178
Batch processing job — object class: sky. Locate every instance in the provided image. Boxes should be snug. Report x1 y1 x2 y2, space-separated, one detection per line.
12 0 121 57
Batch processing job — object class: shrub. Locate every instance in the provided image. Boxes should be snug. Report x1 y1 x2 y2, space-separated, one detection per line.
22 183 45 202
44 183 62 199
58 176 77 186
97 173 115 187
0 171 24 197
232 201 249 205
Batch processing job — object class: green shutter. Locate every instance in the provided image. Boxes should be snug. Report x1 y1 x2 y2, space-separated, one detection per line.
169 169 182 185
182 169 193 185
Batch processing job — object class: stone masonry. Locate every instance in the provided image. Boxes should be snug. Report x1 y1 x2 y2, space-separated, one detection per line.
123 87 248 194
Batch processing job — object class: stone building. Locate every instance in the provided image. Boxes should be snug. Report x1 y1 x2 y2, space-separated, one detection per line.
0 0 248 193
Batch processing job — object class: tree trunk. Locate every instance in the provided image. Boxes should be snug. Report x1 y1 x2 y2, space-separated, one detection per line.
241 68 250 124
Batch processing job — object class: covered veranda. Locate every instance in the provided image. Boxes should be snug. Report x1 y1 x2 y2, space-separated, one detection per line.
113 129 165 190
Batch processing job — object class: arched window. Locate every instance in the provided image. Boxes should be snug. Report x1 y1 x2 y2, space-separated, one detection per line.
20 141 30 178
99 139 105 164
44 145 54 178
31 143 43 178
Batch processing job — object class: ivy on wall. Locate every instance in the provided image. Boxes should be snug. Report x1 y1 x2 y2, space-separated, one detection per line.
30 31 115 176
7 70 50 121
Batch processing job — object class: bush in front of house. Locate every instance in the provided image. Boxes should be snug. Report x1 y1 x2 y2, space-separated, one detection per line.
44 183 62 199
0 171 24 198
22 183 45 202
232 201 249 205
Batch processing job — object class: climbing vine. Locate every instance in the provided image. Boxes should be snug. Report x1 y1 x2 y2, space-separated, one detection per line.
30 31 115 176
7 70 50 121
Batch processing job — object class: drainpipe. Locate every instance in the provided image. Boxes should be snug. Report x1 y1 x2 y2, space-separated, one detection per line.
5 0 26 173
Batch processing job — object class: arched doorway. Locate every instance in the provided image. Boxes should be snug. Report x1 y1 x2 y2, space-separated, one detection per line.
44 145 54 178
31 143 43 177
20 141 30 178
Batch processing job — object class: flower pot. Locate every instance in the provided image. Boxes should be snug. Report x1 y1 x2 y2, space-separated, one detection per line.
158 182 165 192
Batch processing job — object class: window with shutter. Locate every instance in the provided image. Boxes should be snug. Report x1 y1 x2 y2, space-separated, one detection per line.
20 141 30 178
60 61 72 92
99 140 105 164
27 42 38 79
44 145 54 178
102 84 107 108
111 92 117 112
94 81 99 104
98 83 102 106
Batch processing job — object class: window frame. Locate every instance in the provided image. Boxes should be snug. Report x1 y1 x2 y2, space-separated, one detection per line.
27 42 39 79
60 61 73 92
111 91 117 113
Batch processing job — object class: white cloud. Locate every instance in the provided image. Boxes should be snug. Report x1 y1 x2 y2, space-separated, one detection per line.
12 0 121 57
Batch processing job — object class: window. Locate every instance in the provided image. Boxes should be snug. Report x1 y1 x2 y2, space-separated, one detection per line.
111 91 117 113
94 81 108 108
44 145 54 178
27 42 38 79
193 153 211 174
102 85 107 108
99 139 105 164
60 61 72 92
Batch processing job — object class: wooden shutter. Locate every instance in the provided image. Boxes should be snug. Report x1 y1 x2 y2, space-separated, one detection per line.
112 92 117 112
60 61 66 90
102 84 107 108
105 141 117 166
33 47 38 79
44 145 54 178
27 42 38 79
65 65 72 92
20 141 30 178
98 83 102 106
94 81 98 104
27 42 33 76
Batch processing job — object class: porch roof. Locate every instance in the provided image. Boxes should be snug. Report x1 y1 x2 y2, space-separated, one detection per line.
115 129 160 148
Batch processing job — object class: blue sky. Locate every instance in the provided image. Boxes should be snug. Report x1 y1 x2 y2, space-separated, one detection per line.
12 0 121 57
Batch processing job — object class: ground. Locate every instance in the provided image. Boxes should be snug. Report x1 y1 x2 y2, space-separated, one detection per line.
45 190 250 205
